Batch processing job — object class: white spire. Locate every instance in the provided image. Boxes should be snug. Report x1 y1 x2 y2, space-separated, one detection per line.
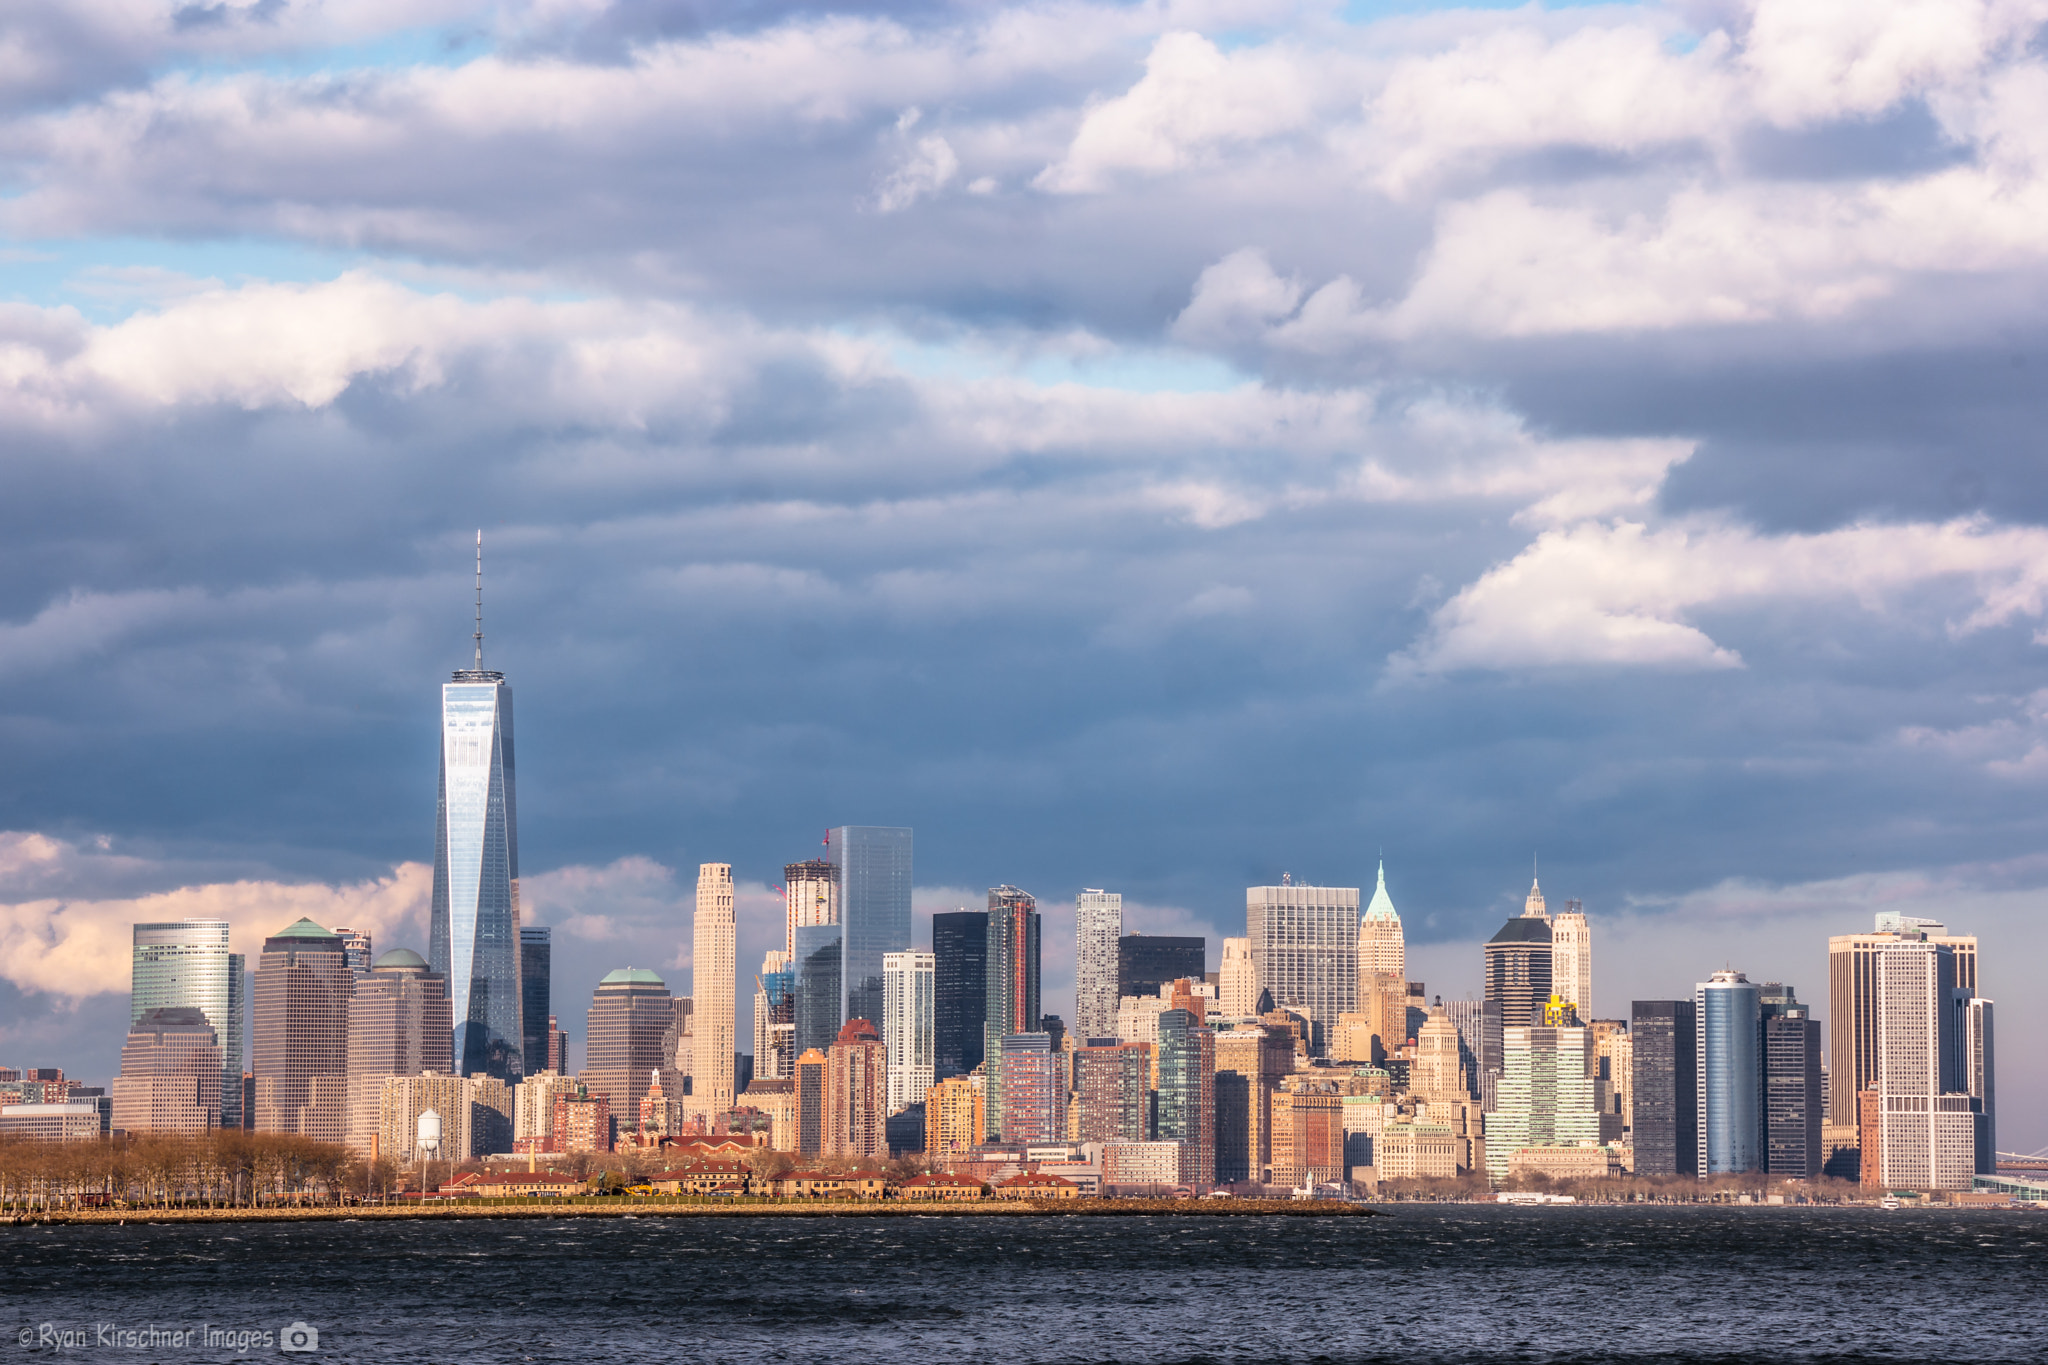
473 529 484 671
1523 857 1548 921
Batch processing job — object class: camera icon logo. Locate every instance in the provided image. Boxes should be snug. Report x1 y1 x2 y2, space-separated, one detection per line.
280 1321 320 1352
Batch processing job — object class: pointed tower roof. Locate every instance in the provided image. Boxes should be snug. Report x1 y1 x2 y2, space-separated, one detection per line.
1522 869 1547 920
1363 859 1400 922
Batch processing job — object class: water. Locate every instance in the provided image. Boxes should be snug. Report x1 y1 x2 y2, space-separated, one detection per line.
4 1207 2043 1362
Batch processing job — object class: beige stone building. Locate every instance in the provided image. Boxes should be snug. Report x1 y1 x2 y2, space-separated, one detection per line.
1377 1121 1459 1180
1507 1144 1622 1182
692 863 737 1119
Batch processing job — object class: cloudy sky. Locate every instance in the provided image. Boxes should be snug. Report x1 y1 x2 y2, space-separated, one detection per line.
0 0 2043 1148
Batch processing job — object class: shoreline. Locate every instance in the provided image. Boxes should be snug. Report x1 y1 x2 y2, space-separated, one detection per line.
2 1197 1381 1227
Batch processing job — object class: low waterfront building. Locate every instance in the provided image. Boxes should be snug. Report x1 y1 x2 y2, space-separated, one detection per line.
1507 1144 1622 1182
1103 1139 1187 1191
993 1172 1080 1200
0 1104 103 1142
897 1173 986 1200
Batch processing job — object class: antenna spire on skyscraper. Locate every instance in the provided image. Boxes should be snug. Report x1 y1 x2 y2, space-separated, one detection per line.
473 529 484 671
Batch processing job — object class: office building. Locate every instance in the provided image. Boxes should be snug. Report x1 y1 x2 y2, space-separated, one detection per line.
131 919 246 1130
1246 882 1360 1058
784 857 838 956
755 950 795 1080
1443 999 1484 1102
827 1019 887 1159
1872 939 1976 1190
1103 1140 1192 1192
794 919 843 1058
1215 1024 1294 1184
1962 996 1995 1173
519 926 551 1078
1589 1019 1631 1142
924 1074 986 1158
1696 970 1762 1176
1073 1039 1150 1144
1483 1020 1599 1182
694 863 738 1117
1357 859 1405 979
1156 1009 1215 1189
1274 1083 1346 1188
0 1104 104 1143
1359 970 1407 1064
998 1032 1062 1144
334 927 374 979
251 917 352 1142
429 550 525 1080
1827 915 1977 1127
1629 1000 1697 1176
795 1047 829 1157
1075 890 1122 1039
1762 988 1822 1178
1218 937 1258 1017
544 1015 569 1073
826 826 913 1030
1522 874 1548 922
551 1084 611 1154
984 887 1042 1135
933 910 988 1080
1412 1005 1466 1107
883 950 936 1114
583 968 672 1124
1118 933 1205 1001
344 948 454 1152
1482 913 1553 1105
1550 900 1592 1019
111 1007 222 1133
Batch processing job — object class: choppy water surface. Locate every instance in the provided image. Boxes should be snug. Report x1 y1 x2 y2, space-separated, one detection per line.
4 1207 2043 1362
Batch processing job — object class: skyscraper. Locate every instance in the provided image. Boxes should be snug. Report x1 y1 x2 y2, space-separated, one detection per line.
1483 1019 1598 1182
795 1047 829 1157
1482 913 1552 1104
882 950 935 1114
1523 873 1548 923
1075 890 1122 1039
1246 882 1360 1058
1762 988 1822 1179
1443 999 1485 1102
1696 970 1762 1176
1117 934 1205 1001
997 1032 1061 1144
583 968 673 1127
1357 859 1405 979
1156 1008 1215 1190
520 926 551 1079
694 863 737 1118
1074 1039 1150 1144
784 858 838 956
333 927 374 980
1412 1005 1466 1107
344 948 454 1152
1827 915 1978 1127
983 886 1041 1134
1961 996 1995 1174
1873 939 1977 1190
131 919 245 1130
251 917 352 1142
112 1007 222 1134
1218 937 1258 1018
430 536 524 1080
826 826 913 1030
1550 899 1591 1020
754 950 795 1081
1629 999 1697 1177
827 1019 887 1159
933 910 988 1080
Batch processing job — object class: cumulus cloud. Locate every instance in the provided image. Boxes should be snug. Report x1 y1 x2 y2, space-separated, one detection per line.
1397 515 2048 675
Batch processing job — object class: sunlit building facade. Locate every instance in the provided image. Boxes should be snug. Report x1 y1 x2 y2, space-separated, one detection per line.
131 919 246 1131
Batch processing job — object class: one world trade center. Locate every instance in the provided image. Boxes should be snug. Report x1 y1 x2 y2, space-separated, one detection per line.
430 533 524 1080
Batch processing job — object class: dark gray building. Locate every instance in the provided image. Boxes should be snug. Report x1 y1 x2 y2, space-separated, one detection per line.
1117 934 1206 1000
520 925 550 1079
1482 916 1552 1107
1762 986 1822 1179
1631 999 1699 1177
933 910 987 1080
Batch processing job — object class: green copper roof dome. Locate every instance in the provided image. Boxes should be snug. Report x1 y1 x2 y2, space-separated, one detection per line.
373 948 429 971
1363 859 1400 922
269 917 340 940
599 967 667 987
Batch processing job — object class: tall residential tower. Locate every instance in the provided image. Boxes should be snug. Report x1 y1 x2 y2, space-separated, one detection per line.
1075 890 1122 1039
693 863 737 1117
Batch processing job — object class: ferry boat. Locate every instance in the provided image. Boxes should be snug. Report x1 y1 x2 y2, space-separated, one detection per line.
1879 1196 1901 1210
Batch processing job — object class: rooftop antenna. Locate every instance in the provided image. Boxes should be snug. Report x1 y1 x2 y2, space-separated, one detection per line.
473 530 485 671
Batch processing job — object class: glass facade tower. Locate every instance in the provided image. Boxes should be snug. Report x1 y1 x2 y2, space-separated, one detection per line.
430 639 524 1079
520 926 550 1078
1696 970 1762 1175
131 920 245 1130
933 910 988 1080
826 826 912 1028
